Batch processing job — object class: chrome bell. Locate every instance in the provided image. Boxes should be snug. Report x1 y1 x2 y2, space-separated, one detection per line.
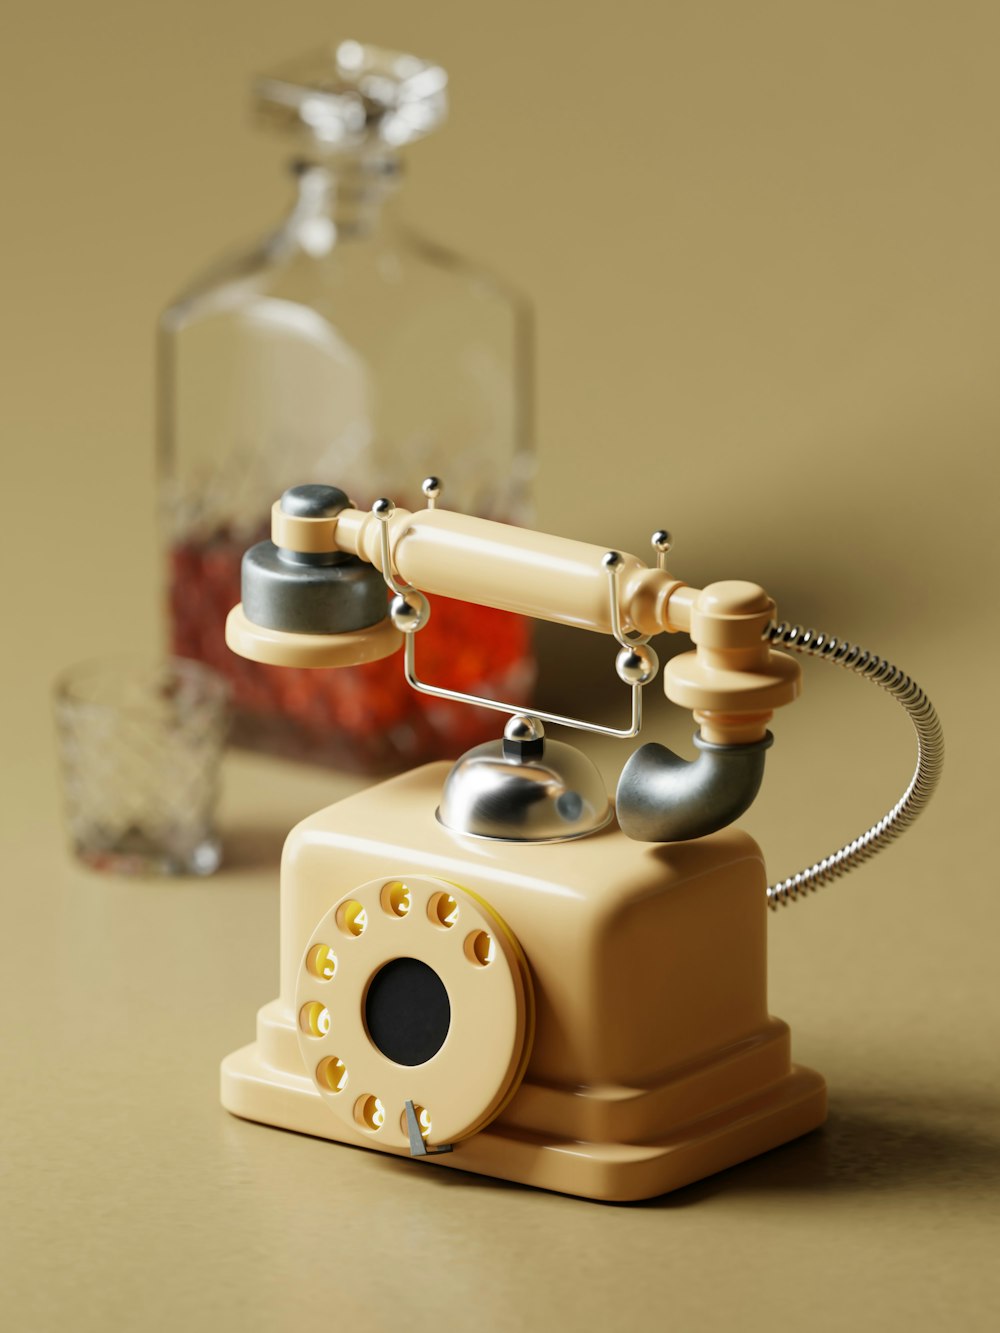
437 716 612 843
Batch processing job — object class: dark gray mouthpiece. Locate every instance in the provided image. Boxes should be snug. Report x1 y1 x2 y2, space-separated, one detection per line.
615 731 773 842
241 483 388 635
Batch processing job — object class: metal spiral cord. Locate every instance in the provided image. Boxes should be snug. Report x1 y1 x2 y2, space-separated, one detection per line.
763 622 944 910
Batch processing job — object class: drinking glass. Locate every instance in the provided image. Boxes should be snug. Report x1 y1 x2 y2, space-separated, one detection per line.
54 657 230 875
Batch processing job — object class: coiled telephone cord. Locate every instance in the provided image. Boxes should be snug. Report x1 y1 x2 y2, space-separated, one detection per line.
762 623 944 910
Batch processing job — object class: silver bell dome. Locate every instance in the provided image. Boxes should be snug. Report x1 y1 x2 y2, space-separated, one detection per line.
437 716 612 843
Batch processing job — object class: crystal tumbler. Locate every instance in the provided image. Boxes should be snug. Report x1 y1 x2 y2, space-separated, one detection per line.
54 657 230 875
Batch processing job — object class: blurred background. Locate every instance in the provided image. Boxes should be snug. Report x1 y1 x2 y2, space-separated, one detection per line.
1 2 998 1326
3 0 995 878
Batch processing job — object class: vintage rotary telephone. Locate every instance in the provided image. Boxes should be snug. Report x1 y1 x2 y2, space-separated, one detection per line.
220 480 942 1201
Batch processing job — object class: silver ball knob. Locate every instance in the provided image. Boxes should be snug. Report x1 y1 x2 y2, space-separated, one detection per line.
373 498 395 520
502 713 545 761
390 591 430 634
615 643 659 686
421 477 442 501
651 530 672 553
504 714 545 744
602 551 624 571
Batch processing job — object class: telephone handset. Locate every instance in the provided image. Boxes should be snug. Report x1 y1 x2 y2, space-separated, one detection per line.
220 480 942 1200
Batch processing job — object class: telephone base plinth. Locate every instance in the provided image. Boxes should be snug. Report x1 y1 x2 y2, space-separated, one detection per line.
222 765 827 1201
221 1037 826 1203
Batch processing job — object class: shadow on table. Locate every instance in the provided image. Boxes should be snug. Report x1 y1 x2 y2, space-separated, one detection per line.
636 1090 1000 1209
222 821 290 872
382 1090 1000 1210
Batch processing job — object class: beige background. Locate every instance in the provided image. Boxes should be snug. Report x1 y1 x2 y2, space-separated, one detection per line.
1 2 998 1330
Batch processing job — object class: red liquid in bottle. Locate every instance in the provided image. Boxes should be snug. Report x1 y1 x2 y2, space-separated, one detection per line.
169 533 534 772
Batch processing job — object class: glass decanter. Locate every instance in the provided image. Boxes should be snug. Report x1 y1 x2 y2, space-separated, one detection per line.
158 41 535 772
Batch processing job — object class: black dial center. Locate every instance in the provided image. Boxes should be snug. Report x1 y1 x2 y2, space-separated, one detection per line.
364 957 451 1067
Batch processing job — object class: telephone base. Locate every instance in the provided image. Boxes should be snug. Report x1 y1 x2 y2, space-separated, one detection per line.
221 1035 826 1203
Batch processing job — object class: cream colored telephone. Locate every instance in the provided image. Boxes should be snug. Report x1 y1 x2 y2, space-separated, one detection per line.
220 481 941 1201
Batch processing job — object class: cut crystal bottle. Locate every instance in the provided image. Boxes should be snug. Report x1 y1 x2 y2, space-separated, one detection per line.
158 42 535 771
